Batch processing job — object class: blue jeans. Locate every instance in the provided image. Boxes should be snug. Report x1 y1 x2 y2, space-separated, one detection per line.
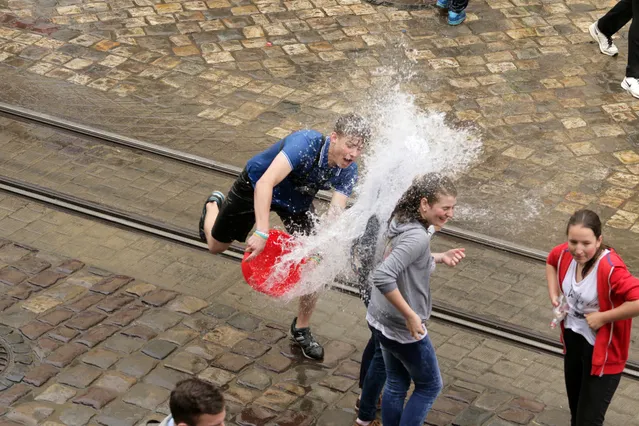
375 329 443 426
358 325 386 421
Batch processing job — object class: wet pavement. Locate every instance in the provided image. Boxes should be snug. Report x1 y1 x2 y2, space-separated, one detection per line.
1 0 639 255
2 0 639 423
2 192 639 425
6 114 639 366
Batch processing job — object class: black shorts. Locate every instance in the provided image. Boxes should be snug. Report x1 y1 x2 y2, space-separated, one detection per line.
211 170 316 244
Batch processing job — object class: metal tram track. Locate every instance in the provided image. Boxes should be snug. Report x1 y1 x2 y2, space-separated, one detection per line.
3 103 639 379
4 174 639 381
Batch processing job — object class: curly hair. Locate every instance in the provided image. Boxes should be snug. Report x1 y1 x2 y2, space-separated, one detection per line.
389 173 457 227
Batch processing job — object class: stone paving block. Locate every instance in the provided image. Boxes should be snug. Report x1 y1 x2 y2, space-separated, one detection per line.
508 396 545 413
454 406 494 426
45 342 87 367
184 342 224 361
122 324 157 341
141 288 177 306
474 390 513 411
281 365 327 387
35 383 76 404
237 368 272 390
224 385 259 405
65 310 107 330
65 293 104 312
249 326 286 344
212 352 254 373
23 364 58 387
104 333 146 354
433 396 469 416
116 353 157 378
28 270 66 288
73 386 118 409
34 337 60 359
198 366 236 387
227 312 261 331
534 408 571 425
144 366 191 390
142 339 178 359
181 313 219 332
122 383 170 410
12 256 51 274
235 406 277 425
48 326 79 342
272 410 314 426
76 324 119 347
0 383 31 406
135 309 182 331
232 338 270 358
104 304 146 326
19 320 53 340
55 259 84 274
90 275 132 295
95 293 135 313
6 363 29 382
158 326 198 345
202 303 237 319
203 325 248 347
6 402 54 425
445 385 480 404
332 360 359 379
6 283 33 301
255 388 299 412
0 267 27 286
167 294 208 313
58 364 102 388
164 350 208 374
318 375 355 393
498 408 534 424
58 404 96 426
259 350 292 373
93 370 137 394
124 282 156 297
426 409 457 426
94 400 148 426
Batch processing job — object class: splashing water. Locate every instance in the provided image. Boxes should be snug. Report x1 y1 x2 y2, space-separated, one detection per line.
264 85 483 301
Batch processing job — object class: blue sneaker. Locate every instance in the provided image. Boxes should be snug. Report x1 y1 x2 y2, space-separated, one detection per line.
448 10 466 25
435 0 449 8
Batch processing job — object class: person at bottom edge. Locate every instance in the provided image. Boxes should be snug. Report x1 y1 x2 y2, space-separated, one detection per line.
198 113 371 360
365 173 466 426
546 209 639 426
148 378 225 426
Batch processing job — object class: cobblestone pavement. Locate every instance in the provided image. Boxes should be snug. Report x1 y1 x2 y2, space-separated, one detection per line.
1 196 639 425
2 0 639 254
5 118 639 365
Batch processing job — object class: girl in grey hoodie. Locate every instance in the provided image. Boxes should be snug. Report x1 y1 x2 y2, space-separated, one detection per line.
366 173 465 426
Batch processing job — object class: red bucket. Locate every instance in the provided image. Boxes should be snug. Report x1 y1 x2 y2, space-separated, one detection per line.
241 229 307 297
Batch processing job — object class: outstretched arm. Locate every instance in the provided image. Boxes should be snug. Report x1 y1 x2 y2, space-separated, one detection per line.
246 153 292 260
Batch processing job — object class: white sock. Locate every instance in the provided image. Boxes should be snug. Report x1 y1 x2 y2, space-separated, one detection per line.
356 420 371 426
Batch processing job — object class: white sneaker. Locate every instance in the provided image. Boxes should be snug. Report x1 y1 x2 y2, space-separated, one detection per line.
621 77 639 98
589 22 618 56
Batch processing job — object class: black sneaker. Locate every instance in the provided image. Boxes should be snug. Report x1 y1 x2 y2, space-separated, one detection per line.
290 317 324 360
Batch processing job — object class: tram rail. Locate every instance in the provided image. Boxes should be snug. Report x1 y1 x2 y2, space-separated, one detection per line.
3 175 639 380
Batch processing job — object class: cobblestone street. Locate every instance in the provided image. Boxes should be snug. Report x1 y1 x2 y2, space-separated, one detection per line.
1 0 639 252
3 0 639 424
0 194 639 425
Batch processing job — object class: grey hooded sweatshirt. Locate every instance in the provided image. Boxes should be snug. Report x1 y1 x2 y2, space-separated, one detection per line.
366 219 435 344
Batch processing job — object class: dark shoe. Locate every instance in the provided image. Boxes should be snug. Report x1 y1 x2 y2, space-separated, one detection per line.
199 191 225 242
290 317 324 360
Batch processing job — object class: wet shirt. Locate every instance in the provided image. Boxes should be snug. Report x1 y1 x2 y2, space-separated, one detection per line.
561 250 608 345
245 130 358 213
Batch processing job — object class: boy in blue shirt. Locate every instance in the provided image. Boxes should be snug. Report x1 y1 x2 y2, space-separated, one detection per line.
199 113 371 360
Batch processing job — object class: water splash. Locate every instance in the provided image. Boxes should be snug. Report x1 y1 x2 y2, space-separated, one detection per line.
263 85 484 301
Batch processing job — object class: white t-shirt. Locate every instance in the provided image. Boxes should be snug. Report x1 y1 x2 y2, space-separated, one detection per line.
561 250 609 345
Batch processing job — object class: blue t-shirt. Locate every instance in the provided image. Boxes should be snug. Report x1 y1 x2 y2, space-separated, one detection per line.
245 130 358 213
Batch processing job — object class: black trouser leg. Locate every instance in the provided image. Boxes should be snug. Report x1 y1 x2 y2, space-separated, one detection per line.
628 0 639 77
597 0 633 37
563 329 622 426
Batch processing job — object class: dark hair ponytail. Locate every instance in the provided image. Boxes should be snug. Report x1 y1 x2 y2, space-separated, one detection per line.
566 209 608 277
389 173 457 227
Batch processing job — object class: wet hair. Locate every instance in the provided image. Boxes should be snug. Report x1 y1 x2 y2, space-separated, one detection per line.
389 173 457 227
333 113 372 146
170 378 225 425
566 209 608 277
